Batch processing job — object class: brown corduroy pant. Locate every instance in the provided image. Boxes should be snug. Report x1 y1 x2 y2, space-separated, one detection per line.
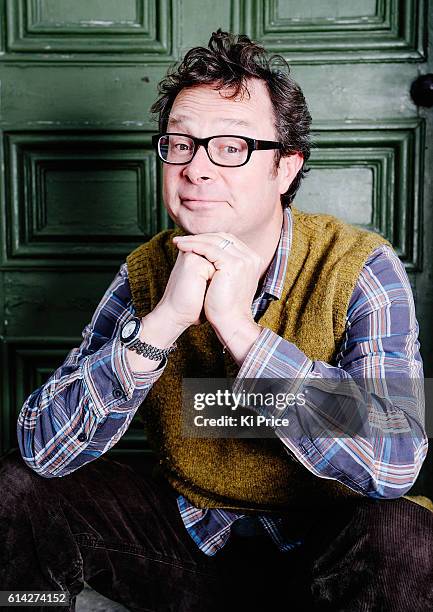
1 448 433 612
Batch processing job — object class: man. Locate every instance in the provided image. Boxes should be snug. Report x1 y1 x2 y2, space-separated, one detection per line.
1 30 432 612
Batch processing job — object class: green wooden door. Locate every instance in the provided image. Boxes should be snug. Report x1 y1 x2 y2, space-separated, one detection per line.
1 1 432 494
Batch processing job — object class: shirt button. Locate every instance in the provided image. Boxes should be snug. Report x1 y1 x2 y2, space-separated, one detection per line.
113 388 123 399
77 433 87 442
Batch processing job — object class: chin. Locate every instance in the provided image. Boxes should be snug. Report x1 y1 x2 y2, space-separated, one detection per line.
176 212 230 236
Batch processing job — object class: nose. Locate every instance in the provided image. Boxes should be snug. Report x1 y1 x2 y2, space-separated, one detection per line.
182 144 217 184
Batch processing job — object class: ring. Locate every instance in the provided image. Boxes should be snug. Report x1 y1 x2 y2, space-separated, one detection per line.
218 239 234 250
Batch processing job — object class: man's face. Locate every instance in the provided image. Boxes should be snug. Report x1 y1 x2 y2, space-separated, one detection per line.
161 79 302 241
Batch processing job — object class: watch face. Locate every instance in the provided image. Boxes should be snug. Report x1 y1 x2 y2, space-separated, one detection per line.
122 319 138 341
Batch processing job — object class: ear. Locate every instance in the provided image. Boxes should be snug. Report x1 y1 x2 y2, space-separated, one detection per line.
277 153 304 195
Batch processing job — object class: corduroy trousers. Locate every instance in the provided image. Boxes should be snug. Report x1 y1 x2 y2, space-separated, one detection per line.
1 448 433 612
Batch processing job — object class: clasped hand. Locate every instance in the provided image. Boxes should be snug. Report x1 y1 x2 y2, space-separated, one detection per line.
156 232 263 335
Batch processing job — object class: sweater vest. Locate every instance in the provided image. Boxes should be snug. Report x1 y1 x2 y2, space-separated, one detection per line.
126 206 391 512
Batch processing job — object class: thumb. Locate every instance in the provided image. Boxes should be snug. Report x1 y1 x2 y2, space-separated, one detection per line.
200 258 216 281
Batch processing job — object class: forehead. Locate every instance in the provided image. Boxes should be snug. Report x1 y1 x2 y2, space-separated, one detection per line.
167 79 275 133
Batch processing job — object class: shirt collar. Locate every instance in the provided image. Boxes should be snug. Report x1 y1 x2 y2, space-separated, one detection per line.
258 205 292 301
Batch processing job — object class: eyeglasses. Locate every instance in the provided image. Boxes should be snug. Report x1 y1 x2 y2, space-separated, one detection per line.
152 133 283 168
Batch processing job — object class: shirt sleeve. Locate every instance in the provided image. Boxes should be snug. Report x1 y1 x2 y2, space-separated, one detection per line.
16 262 166 478
233 245 427 499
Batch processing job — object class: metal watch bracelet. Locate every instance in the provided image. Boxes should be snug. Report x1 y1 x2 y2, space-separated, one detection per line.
127 337 177 361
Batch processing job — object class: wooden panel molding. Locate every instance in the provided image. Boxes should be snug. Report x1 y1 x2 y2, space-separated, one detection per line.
299 120 424 271
231 0 426 63
3 132 171 267
4 0 177 60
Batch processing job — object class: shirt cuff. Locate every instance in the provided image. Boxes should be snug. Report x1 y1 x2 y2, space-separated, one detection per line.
82 336 166 419
114 336 167 390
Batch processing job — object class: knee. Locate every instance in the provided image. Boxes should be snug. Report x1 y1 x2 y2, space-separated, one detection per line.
0 449 45 507
311 498 433 609
377 497 433 535
365 497 433 562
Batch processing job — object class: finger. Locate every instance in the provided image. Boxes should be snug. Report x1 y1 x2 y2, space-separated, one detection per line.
177 249 216 277
175 238 241 260
195 232 251 255
173 232 250 255
173 239 242 269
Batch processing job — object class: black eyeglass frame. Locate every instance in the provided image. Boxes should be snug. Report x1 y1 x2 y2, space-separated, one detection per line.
151 132 283 168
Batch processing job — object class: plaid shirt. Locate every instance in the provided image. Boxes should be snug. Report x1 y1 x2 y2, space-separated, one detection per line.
17 207 427 557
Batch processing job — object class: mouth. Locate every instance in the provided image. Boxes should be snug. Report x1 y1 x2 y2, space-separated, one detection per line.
181 198 223 209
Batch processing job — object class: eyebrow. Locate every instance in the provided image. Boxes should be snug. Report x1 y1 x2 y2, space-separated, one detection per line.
167 114 253 130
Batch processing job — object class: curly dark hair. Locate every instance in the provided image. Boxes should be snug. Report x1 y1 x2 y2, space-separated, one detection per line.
150 29 311 207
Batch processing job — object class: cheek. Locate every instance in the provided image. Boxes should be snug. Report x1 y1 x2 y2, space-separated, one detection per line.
162 167 180 201
236 163 275 196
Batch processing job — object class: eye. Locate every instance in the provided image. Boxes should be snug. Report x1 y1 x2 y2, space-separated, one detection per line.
215 138 247 156
175 142 192 151
224 145 240 154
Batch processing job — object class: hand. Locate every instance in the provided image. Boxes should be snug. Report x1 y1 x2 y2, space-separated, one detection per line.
172 232 263 330
155 249 215 331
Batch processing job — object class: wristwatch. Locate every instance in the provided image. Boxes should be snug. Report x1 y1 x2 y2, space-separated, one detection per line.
120 317 177 361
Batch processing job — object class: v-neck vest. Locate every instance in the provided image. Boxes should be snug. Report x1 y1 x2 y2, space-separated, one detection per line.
126 206 390 512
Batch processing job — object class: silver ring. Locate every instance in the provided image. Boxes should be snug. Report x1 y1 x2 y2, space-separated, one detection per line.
219 239 234 250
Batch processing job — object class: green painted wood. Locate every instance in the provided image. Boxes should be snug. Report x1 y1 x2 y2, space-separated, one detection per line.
0 0 432 496
232 0 426 62
5 0 178 58
3 132 171 267
297 120 424 272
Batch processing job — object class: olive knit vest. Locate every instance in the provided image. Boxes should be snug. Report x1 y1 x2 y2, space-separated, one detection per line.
126 206 391 512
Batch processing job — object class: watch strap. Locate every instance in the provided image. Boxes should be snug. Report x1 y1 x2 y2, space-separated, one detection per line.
127 337 177 361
